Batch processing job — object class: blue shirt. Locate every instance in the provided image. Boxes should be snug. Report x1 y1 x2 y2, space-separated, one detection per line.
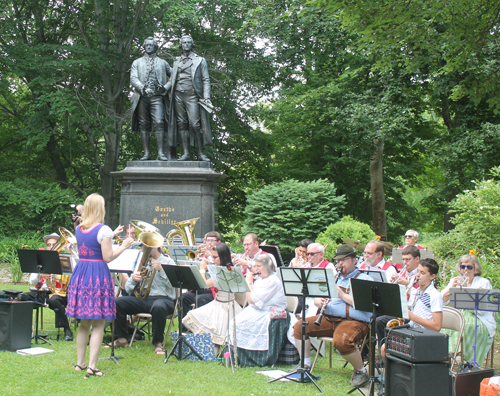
324 268 373 323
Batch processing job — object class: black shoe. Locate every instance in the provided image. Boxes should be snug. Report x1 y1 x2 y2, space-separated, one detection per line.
64 329 73 341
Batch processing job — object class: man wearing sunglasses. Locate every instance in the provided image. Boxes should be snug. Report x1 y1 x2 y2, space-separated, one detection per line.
398 229 425 250
306 243 335 270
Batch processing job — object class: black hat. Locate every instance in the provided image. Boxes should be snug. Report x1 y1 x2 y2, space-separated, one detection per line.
333 244 356 260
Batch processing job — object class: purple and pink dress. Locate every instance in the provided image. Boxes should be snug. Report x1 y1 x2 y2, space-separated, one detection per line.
66 223 116 320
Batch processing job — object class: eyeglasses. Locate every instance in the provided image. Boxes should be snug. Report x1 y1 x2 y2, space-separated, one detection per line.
46 243 55 248
404 235 415 239
306 252 320 256
402 257 414 262
336 257 352 263
460 264 474 271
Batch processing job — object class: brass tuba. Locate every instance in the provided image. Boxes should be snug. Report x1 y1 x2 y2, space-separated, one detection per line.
47 227 78 296
133 230 165 298
165 218 199 245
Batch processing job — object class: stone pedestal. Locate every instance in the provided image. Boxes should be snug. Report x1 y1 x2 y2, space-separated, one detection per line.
111 161 226 239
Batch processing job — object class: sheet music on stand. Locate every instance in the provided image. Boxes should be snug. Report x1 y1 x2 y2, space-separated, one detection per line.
165 245 198 263
448 288 500 313
359 269 387 283
207 265 250 294
107 249 142 273
448 287 500 367
279 267 338 299
260 245 284 267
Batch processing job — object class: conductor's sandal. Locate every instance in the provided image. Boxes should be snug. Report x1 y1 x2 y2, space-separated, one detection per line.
86 367 106 377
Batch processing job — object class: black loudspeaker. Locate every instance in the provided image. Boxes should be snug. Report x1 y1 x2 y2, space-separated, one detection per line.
386 355 450 396
0 301 33 351
450 367 495 396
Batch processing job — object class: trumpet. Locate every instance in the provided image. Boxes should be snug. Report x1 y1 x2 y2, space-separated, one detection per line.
391 264 408 284
314 299 331 326
457 273 470 287
387 318 406 328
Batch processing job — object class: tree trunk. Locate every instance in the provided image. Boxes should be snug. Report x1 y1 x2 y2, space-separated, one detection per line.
370 137 387 240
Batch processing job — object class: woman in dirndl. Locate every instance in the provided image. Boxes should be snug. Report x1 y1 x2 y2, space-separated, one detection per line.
441 254 496 365
66 193 133 377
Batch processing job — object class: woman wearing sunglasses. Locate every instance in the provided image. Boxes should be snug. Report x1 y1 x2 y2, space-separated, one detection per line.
441 255 496 365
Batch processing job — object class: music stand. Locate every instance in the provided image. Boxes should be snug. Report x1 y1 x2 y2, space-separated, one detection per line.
163 264 208 363
18 249 63 345
207 265 250 371
349 278 408 396
267 267 337 393
102 249 143 364
260 245 284 267
448 287 500 367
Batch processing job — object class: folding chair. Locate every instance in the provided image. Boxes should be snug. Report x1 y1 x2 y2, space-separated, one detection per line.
441 306 465 371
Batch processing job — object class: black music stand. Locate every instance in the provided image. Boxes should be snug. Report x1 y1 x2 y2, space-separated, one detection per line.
260 245 284 267
100 320 123 364
349 279 407 396
163 264 207 363
267 267 337 393
18 249 63 345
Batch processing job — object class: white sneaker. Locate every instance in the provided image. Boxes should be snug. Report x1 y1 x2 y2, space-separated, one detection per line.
350 370 369 387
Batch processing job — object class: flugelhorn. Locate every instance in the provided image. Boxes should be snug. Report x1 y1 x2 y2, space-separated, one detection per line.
133 230 165 299
165 218 199 245
391 264 408 284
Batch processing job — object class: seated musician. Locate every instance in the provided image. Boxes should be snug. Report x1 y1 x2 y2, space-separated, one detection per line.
28 233 73 341
441 254 496 365
233 233 267 274
398 229 425 250
380 258 443 359
182 243 243 353
181 231 221 316
292 244 373 387
289 239 314 268
360 240 397 281
298 243 336 317
230 254 288 367
375 246 420 349
113 247 177 355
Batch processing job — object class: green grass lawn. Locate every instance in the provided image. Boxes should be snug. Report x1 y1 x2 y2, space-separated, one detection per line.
0 282 358 396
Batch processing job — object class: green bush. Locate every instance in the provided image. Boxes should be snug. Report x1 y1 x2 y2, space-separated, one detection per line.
316 216 377 261
429 167 500 289
242 179 345 256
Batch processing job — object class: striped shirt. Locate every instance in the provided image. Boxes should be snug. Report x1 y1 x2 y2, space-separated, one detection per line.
408 283 442 329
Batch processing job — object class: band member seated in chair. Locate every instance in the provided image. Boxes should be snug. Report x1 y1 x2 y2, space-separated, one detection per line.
181 231 221 316
230 254 288 367
113 247 177 355
380 258 443 359
292 244 373 387
28 232 73 341
360 240 397 281
375 246 421 351
182 243 243 353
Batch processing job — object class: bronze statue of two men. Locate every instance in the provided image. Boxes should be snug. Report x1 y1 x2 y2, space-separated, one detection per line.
131 36 213 162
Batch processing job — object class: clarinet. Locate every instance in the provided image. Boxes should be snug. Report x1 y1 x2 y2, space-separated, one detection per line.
314 298 331 326
314 266 341 326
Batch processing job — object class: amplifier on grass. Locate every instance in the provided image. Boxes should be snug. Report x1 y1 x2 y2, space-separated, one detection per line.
449 367 495 396
386 327 449 363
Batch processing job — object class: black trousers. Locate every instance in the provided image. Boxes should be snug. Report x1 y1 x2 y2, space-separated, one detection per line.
48 295 70 331
375 315 395 350
181 289 214 317
115 295 175 346
25 291 70 331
